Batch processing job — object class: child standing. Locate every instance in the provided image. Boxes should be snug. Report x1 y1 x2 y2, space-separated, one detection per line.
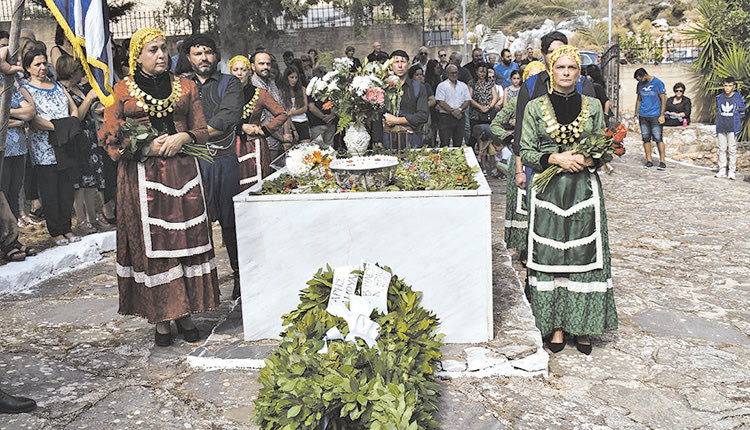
715 76 746 180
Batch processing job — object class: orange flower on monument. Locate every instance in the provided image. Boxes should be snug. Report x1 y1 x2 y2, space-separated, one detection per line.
323 101 333 110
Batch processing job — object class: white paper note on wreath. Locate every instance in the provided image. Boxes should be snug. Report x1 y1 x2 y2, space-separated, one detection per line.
361 263 391 313
327 266 358 318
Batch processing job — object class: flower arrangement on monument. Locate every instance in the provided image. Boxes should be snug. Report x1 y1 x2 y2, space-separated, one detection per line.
306 58 401 134
307 57 402 156
285 143 335 178
259 147 479 194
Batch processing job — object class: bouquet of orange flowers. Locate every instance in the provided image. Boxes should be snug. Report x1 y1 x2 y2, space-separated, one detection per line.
607 123 627 157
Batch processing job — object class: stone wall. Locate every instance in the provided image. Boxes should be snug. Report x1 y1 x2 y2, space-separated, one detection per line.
619 63 713 124
225 24 423 65
2 18 429 71
628 122 750 172
0 18 57 52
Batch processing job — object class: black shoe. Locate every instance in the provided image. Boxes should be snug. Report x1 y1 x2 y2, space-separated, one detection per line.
175 319 200 343
0 390 36 414
154 326 172 347
575 337 592 355
547 341 565 353
232 273 241 301
657 162 666 170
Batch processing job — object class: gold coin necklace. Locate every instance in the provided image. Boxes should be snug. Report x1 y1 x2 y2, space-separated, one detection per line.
541 96 590 145
125 75 182 118
242 90 260 120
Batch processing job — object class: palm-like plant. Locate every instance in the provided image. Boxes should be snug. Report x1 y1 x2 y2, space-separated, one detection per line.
577 20 609 51
713 45 750 139
482 0 534 32
536 0 579 20
685 0 750 140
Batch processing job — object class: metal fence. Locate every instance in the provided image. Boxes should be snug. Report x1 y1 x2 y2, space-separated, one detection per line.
424 18 464 46
109 11 209 39
620 40 702 64
274 5 422 30
0 2 50 20
2 3 473 48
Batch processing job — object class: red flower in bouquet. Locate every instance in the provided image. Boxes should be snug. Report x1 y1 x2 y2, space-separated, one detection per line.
610 123 627 156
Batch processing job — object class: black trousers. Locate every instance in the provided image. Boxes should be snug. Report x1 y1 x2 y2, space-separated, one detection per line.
437 113 465 147
36 164 75 237
199 155 240 275
24 155 39 200
0 155 25 219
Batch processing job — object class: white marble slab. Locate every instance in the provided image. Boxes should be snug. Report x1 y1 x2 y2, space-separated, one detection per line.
234 148 493 343
0 231 116 295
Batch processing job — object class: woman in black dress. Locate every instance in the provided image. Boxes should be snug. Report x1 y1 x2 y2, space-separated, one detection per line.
664 82 691 126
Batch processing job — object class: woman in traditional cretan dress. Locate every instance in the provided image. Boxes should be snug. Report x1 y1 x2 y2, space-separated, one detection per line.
99 28 220 347
228 55 288 191
519 46 618 355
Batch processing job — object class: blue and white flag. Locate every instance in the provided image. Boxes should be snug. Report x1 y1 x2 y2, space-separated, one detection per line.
45 0 115 106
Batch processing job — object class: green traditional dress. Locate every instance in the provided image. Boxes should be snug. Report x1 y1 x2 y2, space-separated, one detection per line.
519 92 618 337
490 98 528 251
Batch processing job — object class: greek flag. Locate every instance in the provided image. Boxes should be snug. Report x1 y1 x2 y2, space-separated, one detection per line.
44 0 114 106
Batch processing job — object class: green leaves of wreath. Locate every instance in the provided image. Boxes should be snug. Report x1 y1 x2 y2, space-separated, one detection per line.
253 264 444 430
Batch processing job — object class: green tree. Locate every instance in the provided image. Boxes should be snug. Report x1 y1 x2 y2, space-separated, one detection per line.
685 0 750 139
164 0 216 35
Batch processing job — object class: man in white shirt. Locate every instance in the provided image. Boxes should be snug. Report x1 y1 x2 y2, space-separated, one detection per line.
434 64 472 147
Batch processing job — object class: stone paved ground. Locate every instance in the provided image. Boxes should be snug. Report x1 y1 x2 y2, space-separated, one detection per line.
1 135 749 429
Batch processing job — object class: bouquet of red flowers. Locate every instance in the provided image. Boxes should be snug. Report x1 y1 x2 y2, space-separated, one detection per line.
607 123 627 157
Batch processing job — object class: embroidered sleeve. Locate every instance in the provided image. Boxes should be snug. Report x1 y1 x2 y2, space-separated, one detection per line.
99 82 126 161
183 79 209 145
519 99 545 172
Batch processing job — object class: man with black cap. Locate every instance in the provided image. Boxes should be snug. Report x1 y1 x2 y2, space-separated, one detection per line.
380 49 429 149
183 33 244 300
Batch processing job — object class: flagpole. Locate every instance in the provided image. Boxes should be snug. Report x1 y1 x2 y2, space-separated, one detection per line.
0 0 26 182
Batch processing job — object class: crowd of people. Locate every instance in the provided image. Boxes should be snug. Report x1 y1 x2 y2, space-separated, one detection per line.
0 27 610 260
0 25 623 363
1 17 748 415
0 25 620 349
1 27 116 264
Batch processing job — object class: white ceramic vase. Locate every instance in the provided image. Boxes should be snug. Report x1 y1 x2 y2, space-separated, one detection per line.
343 122 370 156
